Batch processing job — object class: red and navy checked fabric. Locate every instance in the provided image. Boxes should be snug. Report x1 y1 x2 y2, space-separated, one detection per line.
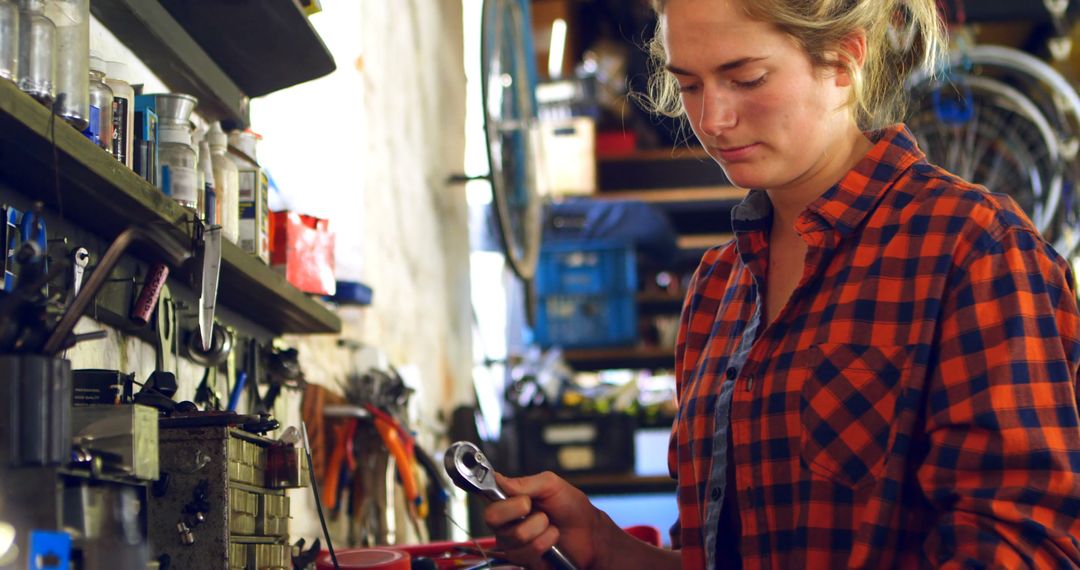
668 125 1080 569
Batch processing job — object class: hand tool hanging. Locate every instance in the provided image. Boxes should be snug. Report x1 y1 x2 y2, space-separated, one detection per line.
192 222 222 352
43 224 192 355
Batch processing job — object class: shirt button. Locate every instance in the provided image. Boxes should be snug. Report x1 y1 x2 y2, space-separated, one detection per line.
710 487 722 501
725 367 737 380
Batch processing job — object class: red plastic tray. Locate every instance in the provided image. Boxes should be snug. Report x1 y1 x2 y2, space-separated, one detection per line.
378 525 662 569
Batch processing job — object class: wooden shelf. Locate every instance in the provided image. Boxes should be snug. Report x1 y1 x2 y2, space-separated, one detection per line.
677 233 733 250
0 79 341 335
636 292 684 314
157 0 336 99
565 473 676 495
563 346 674 371
91 0 336 128
595 186 746 203
597 147 711 162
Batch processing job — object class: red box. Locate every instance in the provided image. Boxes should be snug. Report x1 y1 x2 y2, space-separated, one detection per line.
270 211 335 295
596 130 637 158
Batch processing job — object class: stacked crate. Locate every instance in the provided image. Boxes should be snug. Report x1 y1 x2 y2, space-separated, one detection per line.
534 241 638 348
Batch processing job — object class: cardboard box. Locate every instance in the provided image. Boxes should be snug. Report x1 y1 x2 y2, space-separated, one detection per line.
541 116 596 196
238 167 270 263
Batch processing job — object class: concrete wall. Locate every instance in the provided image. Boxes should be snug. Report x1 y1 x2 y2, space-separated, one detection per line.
75 0 471 547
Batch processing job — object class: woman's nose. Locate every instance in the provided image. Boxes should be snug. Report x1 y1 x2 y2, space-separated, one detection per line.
697 90 737 137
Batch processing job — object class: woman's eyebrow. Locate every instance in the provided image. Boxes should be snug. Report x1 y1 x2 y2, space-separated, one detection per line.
666 56 768 75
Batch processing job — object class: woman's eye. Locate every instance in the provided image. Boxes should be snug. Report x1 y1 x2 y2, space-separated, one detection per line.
733 75 767 89
677 83 700 94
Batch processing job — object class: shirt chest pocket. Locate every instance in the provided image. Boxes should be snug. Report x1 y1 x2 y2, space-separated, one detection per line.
799 342 911 487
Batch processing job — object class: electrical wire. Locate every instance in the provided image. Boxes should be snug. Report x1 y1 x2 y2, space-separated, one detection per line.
49 94 65 228
302 420 339 570
445 506 502 568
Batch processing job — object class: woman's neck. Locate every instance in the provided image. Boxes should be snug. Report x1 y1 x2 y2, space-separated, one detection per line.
767 123 874 234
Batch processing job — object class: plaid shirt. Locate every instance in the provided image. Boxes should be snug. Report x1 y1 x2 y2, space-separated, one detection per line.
668 125 1080 569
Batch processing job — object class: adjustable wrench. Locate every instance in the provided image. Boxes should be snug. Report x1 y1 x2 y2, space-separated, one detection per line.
444 441 577 570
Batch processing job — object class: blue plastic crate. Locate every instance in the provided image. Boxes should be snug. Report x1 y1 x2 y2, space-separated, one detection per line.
535 292 638 348
536 241 636 296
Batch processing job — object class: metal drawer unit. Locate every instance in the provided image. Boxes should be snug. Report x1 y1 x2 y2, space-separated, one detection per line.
149 425 290 570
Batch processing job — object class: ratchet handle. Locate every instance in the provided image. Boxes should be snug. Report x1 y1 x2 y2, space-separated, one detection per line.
480 487 576 569
542 546 577 570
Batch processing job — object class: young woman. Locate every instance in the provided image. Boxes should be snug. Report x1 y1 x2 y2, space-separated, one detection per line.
485 0 1080 567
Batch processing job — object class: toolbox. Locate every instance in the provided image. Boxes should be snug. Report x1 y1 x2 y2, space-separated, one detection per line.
71 403 160 481
150 426 293 570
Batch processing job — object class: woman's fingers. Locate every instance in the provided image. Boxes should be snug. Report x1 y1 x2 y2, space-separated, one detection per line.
499 524 561 567
492 511 551 548
483 494 532 528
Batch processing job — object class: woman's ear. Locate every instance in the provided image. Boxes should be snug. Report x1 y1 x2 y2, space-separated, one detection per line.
835 30 868 87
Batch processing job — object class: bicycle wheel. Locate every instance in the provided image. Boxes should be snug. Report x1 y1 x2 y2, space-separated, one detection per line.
907 45 1080 241
481 0 543 282
907 74 1064 234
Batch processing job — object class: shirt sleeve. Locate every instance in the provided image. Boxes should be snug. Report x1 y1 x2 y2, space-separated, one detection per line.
919 226 1080 568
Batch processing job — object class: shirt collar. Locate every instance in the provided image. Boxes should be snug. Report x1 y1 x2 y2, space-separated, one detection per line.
730 124 925 238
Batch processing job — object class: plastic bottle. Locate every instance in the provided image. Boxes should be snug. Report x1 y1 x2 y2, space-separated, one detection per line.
105 60 134 168
0 0 17 83
159 123 198 211
208 122 239 243
198 137 216 225
84 50 111 151
48 0 89 130
16 0 53 104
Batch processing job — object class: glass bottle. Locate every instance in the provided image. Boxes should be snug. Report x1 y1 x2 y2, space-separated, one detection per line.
105 60 134 168
85 50 112 151
198 137 216 225
0 0 16 82
16 0 53 104
47 0 88 130
208 122 239 243
159 123 198 210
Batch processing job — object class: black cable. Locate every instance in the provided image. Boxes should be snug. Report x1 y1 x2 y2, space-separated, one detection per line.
49 94 65 227
302 421 339 570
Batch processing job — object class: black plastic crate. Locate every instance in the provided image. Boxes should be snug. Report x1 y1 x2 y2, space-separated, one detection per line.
512 410 636 476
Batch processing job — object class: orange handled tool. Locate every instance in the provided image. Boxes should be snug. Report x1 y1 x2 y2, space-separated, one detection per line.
373 416 424 517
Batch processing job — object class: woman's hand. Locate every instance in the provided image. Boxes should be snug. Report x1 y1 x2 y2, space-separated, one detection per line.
483 471 604 569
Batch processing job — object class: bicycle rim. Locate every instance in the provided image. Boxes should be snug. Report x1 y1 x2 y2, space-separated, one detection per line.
480 0 542 282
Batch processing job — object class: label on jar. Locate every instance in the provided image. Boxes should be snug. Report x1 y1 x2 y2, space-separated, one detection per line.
112 97 129 165
162 164 199 209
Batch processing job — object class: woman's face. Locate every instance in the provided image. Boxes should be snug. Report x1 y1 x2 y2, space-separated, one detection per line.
662 0 856 195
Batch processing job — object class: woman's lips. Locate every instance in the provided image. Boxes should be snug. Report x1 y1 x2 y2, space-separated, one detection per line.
714 143 760 161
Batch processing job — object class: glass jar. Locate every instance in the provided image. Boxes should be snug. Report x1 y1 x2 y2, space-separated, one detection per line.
159 124 199 211
16 0 53 104
85 51 112 151
105 60 135 168
47 0 88 130
0 0 16 82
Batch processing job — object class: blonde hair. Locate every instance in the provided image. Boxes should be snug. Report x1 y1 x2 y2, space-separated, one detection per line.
644 0 947 130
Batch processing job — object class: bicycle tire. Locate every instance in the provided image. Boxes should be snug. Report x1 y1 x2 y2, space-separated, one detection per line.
480 0 543 282
907 45 1080 238
908 74 1064 234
